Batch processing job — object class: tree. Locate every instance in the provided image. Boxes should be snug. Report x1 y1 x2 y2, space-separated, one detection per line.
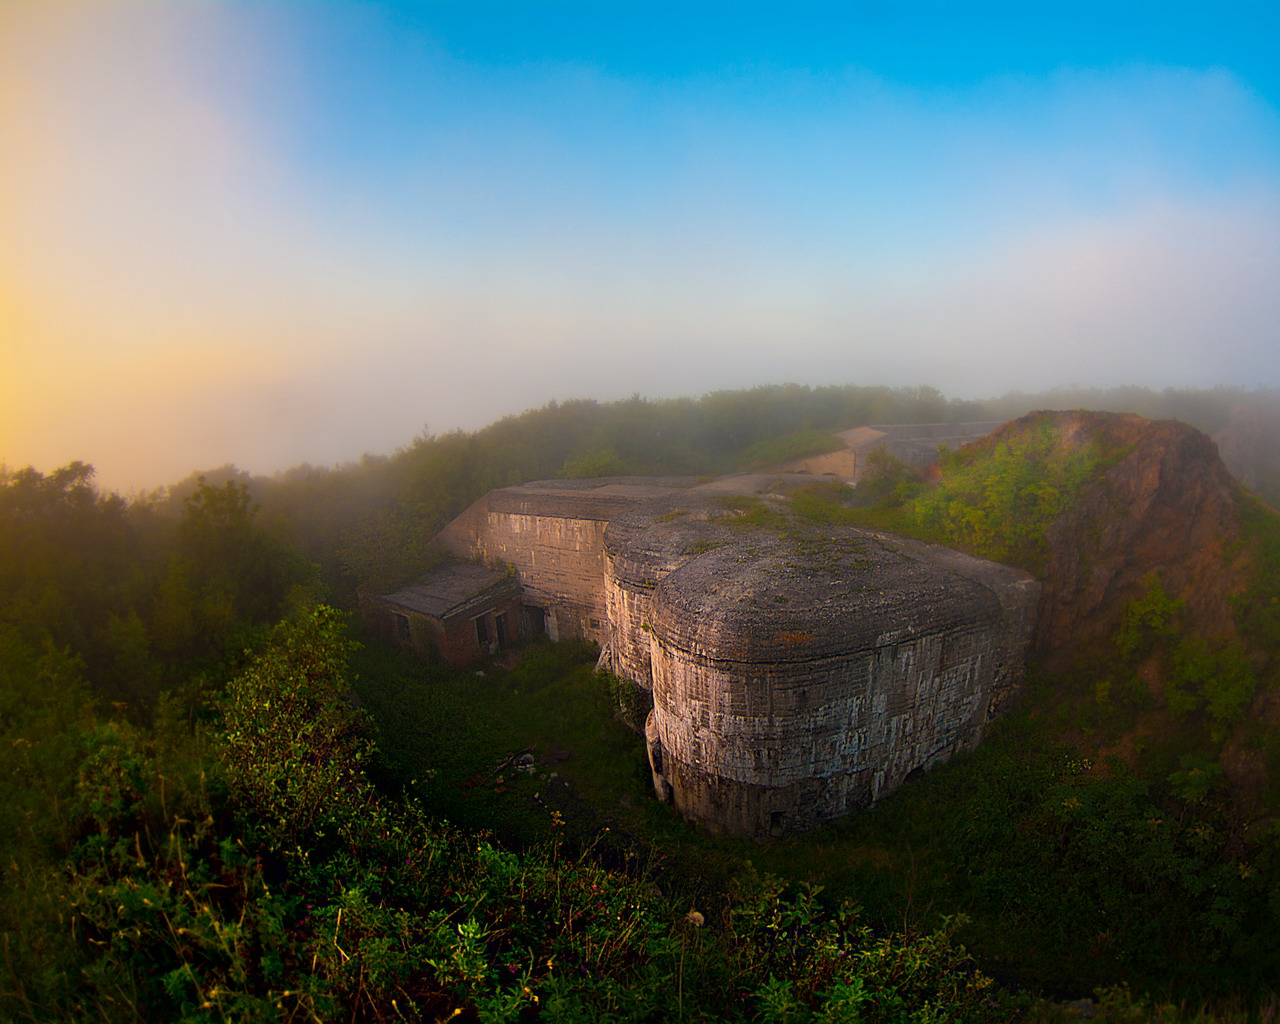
169 477 316 652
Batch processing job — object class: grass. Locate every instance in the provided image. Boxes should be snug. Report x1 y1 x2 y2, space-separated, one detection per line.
352 632 837 908
736 429 846 471
350 636 659 847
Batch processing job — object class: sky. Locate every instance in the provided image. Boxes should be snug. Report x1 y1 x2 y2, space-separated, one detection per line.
3 1 1279 492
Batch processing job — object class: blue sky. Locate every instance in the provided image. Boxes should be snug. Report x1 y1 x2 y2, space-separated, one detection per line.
3 1 1278 489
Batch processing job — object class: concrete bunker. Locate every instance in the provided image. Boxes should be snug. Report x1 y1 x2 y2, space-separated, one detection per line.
378 466 1039 838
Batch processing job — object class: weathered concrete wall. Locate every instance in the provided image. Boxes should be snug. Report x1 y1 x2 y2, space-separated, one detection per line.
475 511 609 642
363 597 441 655
603 574 656 686
768 449 857 479
836 422 1005 483
904 536 1040 716
435 481 693 645
368 589 524 666
447 596 525 663
647 621 997 836
603 497 737 690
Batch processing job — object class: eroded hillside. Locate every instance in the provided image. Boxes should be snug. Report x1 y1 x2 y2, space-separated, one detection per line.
876 409 1280 819
992 412 1246 653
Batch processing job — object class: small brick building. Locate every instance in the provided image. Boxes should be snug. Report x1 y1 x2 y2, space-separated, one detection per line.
374 562 526 665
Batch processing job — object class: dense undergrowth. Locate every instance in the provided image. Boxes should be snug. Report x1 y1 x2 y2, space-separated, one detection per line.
841 413 1109 573
2 610 1015 1022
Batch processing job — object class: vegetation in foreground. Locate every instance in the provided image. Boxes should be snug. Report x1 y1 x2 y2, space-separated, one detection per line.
4 608 1014 1022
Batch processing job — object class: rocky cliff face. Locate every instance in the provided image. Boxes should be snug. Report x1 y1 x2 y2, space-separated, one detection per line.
986 411 1249 661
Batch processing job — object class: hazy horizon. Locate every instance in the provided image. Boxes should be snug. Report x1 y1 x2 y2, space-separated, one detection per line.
4 2 1279 493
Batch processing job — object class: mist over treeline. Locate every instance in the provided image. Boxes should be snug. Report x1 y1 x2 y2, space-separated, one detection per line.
10 384 1280 632
137 382 1280 598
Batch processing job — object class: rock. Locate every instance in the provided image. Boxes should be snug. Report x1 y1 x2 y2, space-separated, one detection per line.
1025 411 1246 658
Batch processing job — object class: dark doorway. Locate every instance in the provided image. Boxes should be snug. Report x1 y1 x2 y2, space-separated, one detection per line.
522 605 547 638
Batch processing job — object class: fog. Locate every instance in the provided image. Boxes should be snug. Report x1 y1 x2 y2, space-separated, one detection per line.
4 2 1279 492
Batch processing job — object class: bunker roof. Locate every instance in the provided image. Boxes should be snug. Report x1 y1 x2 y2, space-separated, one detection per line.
605 493 740 585
836 422 1005 448
486 477 695 522
605 493 1034 663
648 528 1022 663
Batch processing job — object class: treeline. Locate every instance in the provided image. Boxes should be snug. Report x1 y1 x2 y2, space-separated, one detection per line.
262 384 990 599
0 463 316 715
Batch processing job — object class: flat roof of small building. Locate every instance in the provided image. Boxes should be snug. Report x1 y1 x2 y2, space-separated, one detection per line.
382 562 516 620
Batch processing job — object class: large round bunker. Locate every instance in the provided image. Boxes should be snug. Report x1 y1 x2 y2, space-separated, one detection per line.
605 498 1039 837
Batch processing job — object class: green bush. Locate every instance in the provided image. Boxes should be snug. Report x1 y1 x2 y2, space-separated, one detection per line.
909 416 1100 570
220 606 374 849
